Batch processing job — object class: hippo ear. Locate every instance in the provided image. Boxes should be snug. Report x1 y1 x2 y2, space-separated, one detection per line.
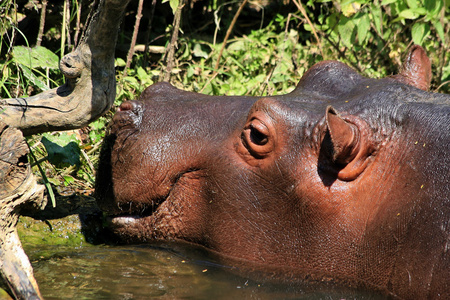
391 45 432 91
322 106 372 181
325 106 359 165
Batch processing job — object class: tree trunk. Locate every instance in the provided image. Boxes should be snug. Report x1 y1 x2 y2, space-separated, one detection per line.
0 122 46 299
0 0 132 136
0 0 133 298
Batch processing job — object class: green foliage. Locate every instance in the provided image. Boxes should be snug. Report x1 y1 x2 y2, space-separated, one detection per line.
174 25 319 96
41 134 81 169
115 57 156 102
27 122 107 196
12 46 60 91
299 0 449 82
162 0 180 15
1 44 63 97
13 46 59 69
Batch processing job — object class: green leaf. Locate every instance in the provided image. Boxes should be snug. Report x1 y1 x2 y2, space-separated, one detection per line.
432 20 446 43
411 22 430 45
338 18 356 48
406 0 418 9
136 66 148 81
115 58 126 67
63 175 75 186
381 0 397 5
340 1 362 17
19 65 49 91
12 46 59 69
227 40 246 52
193 43 209 58
370 4 382 35
424 0 443 19
398 9 421 20
169 0 179 15
41 134 81 168
411 7 427 15
303 23 312 32
357 14 370 44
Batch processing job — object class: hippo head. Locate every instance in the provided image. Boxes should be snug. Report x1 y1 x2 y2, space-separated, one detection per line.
95 46 449 297
95 69 374 247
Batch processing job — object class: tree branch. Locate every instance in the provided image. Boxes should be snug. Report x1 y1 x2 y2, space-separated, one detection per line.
214 0 248 72
124 0 144 77
0 0 132 136
0 123 46 299
163 0 185 82
36 0 47 47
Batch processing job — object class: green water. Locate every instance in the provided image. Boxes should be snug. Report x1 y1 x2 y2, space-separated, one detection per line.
27 243 387 300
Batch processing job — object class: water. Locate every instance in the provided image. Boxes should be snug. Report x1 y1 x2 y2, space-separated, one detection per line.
28 243 387 299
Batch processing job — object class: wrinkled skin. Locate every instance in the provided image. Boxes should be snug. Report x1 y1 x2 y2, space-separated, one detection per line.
95 46 449 299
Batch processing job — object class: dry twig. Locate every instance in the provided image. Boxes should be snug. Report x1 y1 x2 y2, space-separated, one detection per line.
163 0 185 82
292 0 323 57
214 0 248 72
74 0 83 46
124 0 144 77
143 0 158 68
36 0 47 47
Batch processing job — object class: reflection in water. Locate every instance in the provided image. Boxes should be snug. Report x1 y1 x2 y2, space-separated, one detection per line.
28 243 386 299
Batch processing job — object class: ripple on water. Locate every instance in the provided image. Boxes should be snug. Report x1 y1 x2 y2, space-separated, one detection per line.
28 243 387 300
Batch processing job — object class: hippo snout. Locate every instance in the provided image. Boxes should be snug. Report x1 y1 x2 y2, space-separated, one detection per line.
109 100 143 134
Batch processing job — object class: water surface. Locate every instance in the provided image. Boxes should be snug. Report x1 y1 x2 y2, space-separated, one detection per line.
28 243 386 299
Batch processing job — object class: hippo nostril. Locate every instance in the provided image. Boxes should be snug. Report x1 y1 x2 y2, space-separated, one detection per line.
110 100 143 132
119 101 134 112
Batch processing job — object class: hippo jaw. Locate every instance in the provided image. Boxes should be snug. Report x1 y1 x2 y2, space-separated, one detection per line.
106 166 209 242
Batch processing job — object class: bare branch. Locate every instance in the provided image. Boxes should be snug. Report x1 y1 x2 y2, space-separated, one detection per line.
0 0 132 136
36 0 47 47
143 0 158 68
292 0 323 58
74 0 83 47
124 0 144 77
0 123 46 299
163 0 185 82
214 0 248 72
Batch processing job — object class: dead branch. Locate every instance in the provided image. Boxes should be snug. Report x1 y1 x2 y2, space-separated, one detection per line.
74 0 83 47
0 122 46 300
65 0 72 51
124 0 144 77
214 0 248 72
36 0 47 47
143 0 158 68
292 0 323 58
163 0 185 82
0 0 132 136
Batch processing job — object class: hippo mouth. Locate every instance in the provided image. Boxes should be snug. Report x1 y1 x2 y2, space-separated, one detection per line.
102 168 175 217
99 185 177 242
105 188 170 226
96 153 205 242
107 195 166 223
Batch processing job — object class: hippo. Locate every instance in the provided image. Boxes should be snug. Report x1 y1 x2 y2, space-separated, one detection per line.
95 46 449 299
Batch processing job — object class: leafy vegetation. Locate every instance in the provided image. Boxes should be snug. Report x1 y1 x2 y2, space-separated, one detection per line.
1 0 449 199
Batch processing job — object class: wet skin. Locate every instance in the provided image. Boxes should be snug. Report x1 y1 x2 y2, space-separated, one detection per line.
95 46 449 299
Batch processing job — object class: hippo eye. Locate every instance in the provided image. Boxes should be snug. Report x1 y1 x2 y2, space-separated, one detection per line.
249 123 268 145
242 117 275 158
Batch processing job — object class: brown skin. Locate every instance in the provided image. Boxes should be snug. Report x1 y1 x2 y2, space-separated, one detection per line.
95 46 450 298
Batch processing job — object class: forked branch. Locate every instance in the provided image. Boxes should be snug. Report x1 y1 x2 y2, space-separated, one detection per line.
0 0 131 136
